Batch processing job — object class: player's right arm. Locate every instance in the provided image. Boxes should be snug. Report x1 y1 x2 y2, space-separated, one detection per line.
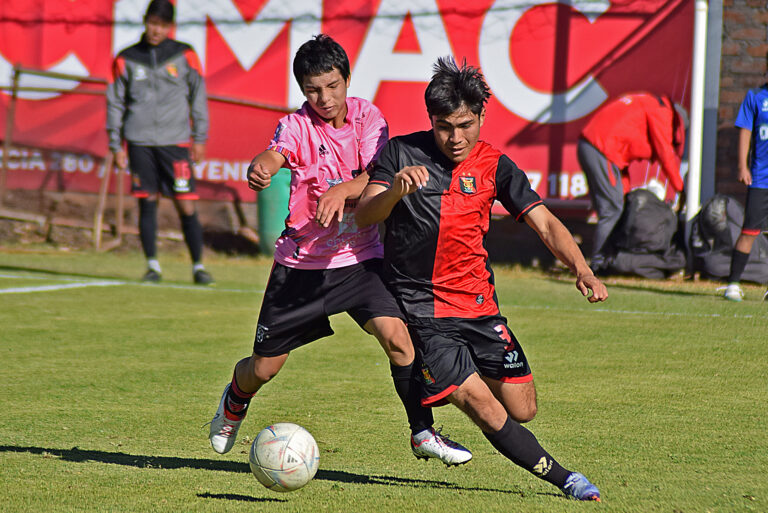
247 150 287 192
106 56 128 169
357 166 428 227
737 127 752 186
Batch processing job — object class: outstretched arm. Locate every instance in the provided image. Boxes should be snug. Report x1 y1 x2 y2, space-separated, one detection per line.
524 206 608 303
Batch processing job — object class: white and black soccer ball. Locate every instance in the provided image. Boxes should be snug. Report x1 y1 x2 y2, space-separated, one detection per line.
249 423 320 492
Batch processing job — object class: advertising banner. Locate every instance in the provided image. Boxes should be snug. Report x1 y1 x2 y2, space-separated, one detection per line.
0 0 693 204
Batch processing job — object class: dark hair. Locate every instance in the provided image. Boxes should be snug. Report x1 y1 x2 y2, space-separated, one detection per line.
144 0 174 23
293 34 350 90
424 57 491 117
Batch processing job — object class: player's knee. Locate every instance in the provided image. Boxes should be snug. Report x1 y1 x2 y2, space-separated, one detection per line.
511 403 537 423
249 356 283 385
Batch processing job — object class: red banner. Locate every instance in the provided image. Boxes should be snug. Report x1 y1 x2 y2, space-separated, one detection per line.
0 0 693 203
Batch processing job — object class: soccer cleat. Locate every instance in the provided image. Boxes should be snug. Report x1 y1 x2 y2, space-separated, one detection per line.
562 472 601 502
723 283 744 302
141 269 161 283
208 384 245 454
763 288 768 301
411 428 472 466
194 269 215 285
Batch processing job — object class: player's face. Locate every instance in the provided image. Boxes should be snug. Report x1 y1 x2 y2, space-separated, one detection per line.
144 15 173 46
430 105 485 163
302 69 350 129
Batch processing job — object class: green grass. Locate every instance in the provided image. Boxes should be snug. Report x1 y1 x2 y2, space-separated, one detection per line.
1 247 766 512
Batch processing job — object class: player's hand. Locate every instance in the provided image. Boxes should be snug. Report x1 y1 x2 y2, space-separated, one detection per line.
316 183 348 228
576 274 608 303
738 166 752 186
393 166 429 197
113 150 128 170
191 142 206 163
248 160 272 191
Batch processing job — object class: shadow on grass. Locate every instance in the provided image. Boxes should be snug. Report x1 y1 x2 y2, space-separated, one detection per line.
0 264 127 282
197 492 285 503
0 445 536 496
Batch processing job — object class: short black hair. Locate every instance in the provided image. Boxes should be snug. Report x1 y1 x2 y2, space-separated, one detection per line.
144 0 174 23
424 57 491 117
293 34 350 90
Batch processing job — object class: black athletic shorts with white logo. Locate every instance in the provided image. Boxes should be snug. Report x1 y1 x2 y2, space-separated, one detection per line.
252 259 405 357
742 187 768 235
127 144 198 199
408 315 533 407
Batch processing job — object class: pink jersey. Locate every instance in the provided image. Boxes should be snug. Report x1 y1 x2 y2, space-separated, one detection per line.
267 97 388 269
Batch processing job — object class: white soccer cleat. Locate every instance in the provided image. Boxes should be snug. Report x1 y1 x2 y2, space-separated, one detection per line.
411 428 472 466
208 384 245 454
723 283 744 302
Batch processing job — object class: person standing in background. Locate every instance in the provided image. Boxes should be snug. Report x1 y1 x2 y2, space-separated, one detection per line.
107 0 213 285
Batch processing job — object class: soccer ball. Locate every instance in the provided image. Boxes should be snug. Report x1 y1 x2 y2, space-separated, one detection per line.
249 423 320 492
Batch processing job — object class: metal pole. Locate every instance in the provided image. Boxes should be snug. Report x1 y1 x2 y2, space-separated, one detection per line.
686 0 708 223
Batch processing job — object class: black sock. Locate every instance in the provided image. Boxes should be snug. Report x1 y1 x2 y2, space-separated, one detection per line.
138 199 158 260
225 374 254 418
390 362 434 434
180 212 203 263
483 416 571 487
727 249 750 283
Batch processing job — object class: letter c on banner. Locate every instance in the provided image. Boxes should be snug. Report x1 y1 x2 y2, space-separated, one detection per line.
479 0 610 124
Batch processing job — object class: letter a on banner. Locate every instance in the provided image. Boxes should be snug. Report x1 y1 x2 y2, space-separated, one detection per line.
349 0 452 101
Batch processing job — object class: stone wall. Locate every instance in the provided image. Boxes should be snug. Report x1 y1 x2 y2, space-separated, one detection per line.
718 0 768 198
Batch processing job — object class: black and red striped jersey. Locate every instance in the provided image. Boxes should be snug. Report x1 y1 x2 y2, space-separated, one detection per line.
369 130 542 320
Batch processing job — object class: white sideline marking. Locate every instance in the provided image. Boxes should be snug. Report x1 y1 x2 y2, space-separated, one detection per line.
0 272 262 294
506 304 762 320
0 280 124 294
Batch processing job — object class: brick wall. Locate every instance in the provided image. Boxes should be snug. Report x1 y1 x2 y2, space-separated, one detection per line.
718 0 768 198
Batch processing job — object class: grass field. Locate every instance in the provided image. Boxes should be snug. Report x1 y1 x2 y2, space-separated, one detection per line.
1 247 766 512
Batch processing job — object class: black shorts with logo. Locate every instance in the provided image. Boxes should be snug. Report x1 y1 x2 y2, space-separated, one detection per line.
127 144 198 199
252 259 405 357
742 187 768 235
408 315 533 407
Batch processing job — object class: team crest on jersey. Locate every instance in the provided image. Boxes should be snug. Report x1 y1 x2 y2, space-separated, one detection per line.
762 99 768 112
134 66 147 80
459 175 477 194
165 63 178 78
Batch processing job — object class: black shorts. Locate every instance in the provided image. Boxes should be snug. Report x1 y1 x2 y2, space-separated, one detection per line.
742 187 768 235
127 144 198 199
409 315 533 407
252 259 404 357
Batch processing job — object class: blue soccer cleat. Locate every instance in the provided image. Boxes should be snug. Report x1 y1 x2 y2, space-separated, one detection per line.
562 472 601 502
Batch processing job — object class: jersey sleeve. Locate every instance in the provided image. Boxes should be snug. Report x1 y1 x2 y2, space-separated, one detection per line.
359 103 390 172
266 114 303 169
368 137 399 189
735 90 756 131
495 155 543 222
646 103 684 192
106 55 128 153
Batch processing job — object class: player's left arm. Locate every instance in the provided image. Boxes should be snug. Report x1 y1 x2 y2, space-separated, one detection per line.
316 172 372 228
316 105 389 228
524 206 608 303
184 48 208 163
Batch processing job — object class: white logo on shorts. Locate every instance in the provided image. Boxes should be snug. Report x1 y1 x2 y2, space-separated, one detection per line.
256 324 269 344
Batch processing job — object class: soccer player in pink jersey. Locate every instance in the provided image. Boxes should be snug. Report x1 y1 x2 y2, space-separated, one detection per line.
208 35 471 465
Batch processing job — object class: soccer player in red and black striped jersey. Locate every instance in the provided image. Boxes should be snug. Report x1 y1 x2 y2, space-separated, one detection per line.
357 57 608 502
